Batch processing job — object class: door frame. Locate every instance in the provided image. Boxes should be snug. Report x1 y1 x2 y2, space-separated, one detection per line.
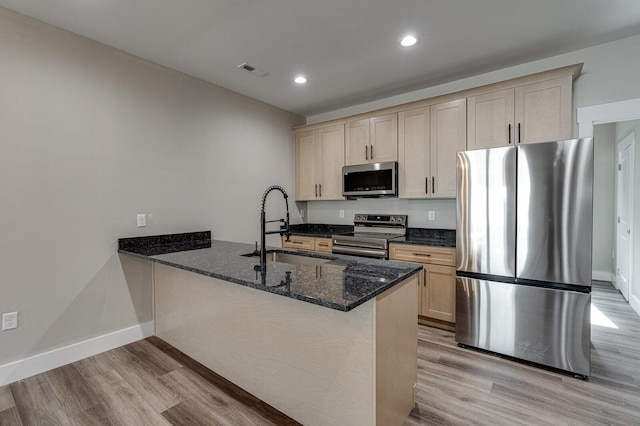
578 98 640 315
615 132 635 301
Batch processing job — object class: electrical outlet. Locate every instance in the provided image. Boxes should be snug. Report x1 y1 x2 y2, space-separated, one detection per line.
300 209 304 218
2 312 17 331
137 214 146 227
428 211 436 221
339 210 345 219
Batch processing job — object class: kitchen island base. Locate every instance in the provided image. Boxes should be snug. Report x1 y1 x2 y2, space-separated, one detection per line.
154 263 418 426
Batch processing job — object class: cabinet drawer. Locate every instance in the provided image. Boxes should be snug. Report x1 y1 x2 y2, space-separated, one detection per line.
389 244 456 266
282 235 315 251
314 237 333 253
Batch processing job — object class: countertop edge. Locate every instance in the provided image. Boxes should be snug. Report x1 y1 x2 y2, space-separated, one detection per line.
118 247 422 312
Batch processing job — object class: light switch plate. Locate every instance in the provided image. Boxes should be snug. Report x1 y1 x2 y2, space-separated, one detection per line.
428 211 436 221
137 214 146 227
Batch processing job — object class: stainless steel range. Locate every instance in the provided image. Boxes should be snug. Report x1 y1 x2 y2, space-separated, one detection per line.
331 214 407 259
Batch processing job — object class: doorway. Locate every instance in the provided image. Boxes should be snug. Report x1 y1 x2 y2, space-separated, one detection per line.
616 132 635 301
578 98 640 315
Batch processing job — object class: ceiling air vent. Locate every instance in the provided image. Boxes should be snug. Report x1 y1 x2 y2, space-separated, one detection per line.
237 63 269 78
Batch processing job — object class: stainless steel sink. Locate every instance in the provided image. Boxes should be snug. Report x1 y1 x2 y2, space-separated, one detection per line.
242 251 331 266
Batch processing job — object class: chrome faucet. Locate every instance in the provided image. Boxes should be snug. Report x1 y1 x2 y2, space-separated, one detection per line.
257 185 292 278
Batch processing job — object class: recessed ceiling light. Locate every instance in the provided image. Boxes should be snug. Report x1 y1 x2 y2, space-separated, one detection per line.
400 35 418 47
294 76 307 84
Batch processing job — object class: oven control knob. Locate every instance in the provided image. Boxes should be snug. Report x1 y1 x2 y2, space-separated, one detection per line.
390 217 395 222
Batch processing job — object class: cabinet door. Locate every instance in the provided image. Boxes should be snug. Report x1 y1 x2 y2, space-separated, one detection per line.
418 269 428 317
467 88 515 150
282 235 315 251
370 113 398 163
345 118 370 165
318 124 345 200
295 130 318 201
515 76 572 144
423 264 456 322
398 107 430 198
430 98 467 198
314 237 332 253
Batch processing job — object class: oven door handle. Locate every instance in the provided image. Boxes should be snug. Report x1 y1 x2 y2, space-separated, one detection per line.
331 246 388 258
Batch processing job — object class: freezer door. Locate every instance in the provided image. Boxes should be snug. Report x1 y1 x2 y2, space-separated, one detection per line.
457 146 516 276
516 138 594 287
456 277 591 376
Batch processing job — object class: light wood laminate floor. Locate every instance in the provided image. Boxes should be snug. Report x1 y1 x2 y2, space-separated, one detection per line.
1 281 638 425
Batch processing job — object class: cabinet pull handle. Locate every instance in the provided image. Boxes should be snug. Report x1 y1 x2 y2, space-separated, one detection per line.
508 124 512 144
293 241 303 245
518 123 521 143
370 144 374 160
315 184 318 197
413 253 432 257
319 184 322 197
425 177 429 194
432 177 435 194
365 145 369 160
319 243 328 247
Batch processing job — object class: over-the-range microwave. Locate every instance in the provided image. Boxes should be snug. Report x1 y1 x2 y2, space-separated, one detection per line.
342 161 398 198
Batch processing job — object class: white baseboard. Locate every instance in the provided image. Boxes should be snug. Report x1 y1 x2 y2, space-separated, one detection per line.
592 270 614 283
0 321 154 387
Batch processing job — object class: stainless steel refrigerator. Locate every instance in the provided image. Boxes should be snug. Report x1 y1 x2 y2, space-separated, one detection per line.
456 138 593 377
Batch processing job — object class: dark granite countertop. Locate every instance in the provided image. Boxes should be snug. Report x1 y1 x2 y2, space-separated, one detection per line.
118 232 421 312
288 224 456 247
402 228 456 247
288 223 353 238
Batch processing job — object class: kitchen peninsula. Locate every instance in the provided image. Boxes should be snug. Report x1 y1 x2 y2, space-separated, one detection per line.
119 231 421 426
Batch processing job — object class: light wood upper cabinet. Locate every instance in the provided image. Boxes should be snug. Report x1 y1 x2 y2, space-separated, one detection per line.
467 88 515 149
398 99 466 199
345 113 397 165
398 107 430 198
515 76 572 144
430 99 467 198
467 75 573 149
295 124 345 201
295 129 318 200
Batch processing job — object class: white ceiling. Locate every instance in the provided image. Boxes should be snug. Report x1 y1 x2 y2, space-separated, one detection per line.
2 1 640 117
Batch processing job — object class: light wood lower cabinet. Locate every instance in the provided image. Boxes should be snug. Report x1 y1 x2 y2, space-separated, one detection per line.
390 243 456 330
282 235 332 253
282 235 316 251
422 264 456 323
314 237 332 253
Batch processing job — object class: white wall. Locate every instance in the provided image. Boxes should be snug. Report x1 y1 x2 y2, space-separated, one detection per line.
592 124 616 279
615 120 640 313
303 198 455 229
0 8 303 368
